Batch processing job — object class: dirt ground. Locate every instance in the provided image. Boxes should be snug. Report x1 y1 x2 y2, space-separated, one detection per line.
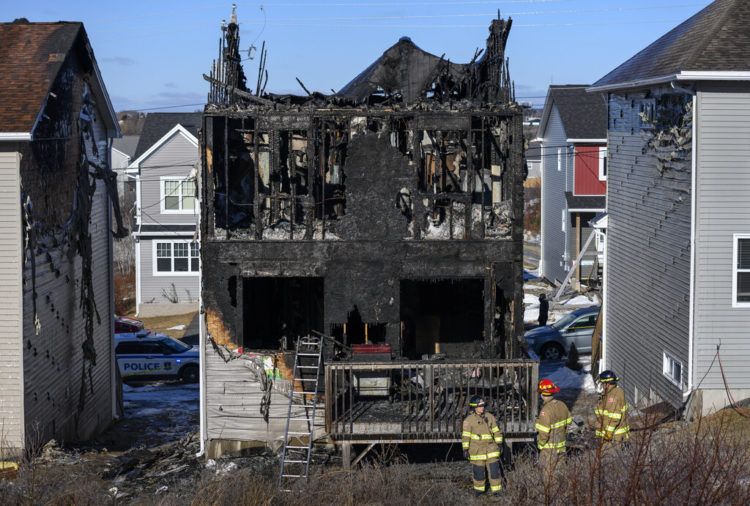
135 311 199 339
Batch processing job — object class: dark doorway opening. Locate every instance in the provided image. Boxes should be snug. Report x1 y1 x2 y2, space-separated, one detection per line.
400 279 484 359
242 277 324 350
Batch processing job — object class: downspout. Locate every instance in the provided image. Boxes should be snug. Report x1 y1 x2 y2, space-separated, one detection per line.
684 84 698 398
539 142 544 275
108 137 118 420
196 148 206 458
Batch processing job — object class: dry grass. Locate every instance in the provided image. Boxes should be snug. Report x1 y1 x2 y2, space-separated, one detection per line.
4 408 750 505
115 271 136 316
138 312 199 339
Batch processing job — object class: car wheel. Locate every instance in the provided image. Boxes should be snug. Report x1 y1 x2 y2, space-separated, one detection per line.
180 365 199 384
540 343 564 361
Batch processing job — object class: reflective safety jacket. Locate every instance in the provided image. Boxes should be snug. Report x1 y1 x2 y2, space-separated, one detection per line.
595 386 630 441
462 412 503 461
536 399 572 452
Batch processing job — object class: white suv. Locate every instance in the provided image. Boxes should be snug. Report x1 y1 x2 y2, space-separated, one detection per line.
115 331 199 383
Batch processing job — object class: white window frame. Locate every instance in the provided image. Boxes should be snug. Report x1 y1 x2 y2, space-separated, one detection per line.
557 148 562 172
160 177 197 214
598 147 608 181
152 239 200 277
662 351 683 388
732 234 750 307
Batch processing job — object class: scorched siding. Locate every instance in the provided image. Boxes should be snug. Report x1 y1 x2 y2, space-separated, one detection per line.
694 83 750 390
605 91 692 409
0 151 24 452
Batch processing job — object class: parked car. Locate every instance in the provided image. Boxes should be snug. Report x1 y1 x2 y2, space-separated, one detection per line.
115 331 199 383
115 315 144 334
524 305 600 361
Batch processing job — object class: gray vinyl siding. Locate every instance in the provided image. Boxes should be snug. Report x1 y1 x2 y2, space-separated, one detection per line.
605 91 692 409
204 342 323 450
541 106 573 282
0 151 24 452
138 237 199 308
22 173 113 445
139 131 198 226
694 83 750 390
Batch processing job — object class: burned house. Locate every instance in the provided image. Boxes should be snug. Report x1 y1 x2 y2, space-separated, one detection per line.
0 20 125 453
199 11 532 458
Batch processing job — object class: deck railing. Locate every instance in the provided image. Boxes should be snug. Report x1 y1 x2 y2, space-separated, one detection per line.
324 359 539 442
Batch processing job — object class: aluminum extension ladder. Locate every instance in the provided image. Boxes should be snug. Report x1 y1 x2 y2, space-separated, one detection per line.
278 335 323 491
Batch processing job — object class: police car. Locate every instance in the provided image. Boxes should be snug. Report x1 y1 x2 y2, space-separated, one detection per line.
115 330 199 383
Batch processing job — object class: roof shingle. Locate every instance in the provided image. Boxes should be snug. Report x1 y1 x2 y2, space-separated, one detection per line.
592 0 750 89
132 113 202 161
0 20 83 133
544 86 607 140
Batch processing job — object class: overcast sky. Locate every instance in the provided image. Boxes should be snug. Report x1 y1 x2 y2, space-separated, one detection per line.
4 0 713 111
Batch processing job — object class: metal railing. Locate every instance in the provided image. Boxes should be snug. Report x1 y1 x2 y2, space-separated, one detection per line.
325 359 538 442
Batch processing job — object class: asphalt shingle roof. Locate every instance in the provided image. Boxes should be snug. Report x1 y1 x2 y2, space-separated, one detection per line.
112 135 140 158
546 86 607 140
132 113 202 161
593 0 750 89
0 20 82 133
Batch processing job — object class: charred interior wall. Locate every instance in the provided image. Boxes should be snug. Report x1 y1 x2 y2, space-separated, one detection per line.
201 108 524 359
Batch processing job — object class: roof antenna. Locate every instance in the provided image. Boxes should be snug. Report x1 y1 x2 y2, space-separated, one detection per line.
497 9 500 19
230 3 238 24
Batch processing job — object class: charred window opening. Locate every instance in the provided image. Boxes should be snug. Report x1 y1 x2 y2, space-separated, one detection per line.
389 118 413 158
399 279 484 359
418 131 468 193
330 306 388 346
317 121 348 220
242 277 324 350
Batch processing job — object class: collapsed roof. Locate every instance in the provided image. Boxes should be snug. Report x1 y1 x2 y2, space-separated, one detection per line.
205 11 517 109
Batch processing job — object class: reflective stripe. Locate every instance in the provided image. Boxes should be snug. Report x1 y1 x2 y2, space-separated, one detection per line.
462 443 470 449
550 418 572 429
486 451 501 459
614 426 630 435
462 431 473 438
596 426 630 438
621 404 629 412
490 485 502 492
491 426 501 433
535 423 551 433
474 485 486 492
481 434 494 440
469 454 488 461
494 437 503 444
538 441 566 450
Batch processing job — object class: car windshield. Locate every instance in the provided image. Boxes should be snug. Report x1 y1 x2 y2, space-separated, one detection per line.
551 310 595 329
160 338 191 354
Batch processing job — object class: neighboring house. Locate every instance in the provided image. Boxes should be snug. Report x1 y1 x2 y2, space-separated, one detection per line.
129 113 201 317
525 140 541 182
590 0 750 415
538 85 607 286
0 20 124 453
111 134 139 195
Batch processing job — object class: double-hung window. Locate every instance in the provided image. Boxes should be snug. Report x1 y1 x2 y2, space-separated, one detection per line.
154 241 200 275
598 147 608 181
161 178 196 213
733 235 750 306
663 352 683 388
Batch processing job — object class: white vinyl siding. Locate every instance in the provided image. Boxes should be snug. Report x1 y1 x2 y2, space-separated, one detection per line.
0 151 24 452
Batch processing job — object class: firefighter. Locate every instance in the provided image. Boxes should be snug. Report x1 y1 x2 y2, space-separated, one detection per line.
462 395 504 496
535 379 572 477
594 370 630 444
